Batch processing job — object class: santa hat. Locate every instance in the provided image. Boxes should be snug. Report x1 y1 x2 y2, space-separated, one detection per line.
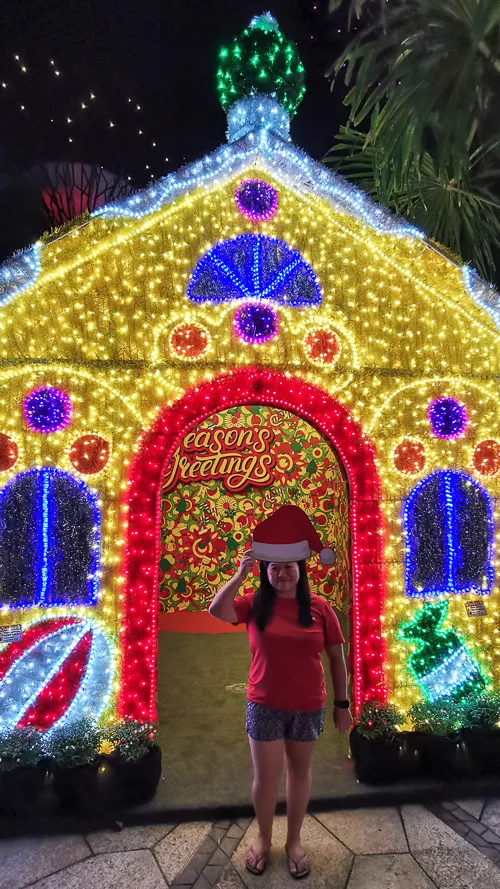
251 505 336 565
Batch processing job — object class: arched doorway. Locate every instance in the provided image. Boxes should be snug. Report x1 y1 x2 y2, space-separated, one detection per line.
119 369 387 722
155 402 354 800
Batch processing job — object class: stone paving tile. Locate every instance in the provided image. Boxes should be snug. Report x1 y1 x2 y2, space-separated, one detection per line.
192 876 211 889
429 798 500 867
171 868 200 887
155 822 211 884
465 831 490 850
448 821 469 838
226 825 245 841
30 850 167 889
10 802 500 889
463 820 486 835
482 847 500 865
402 805 468 851
457 799 484 819
347 853 434 889
426 805 456 823
86 823 175 854
189 851 212 874
198 836 217 855
415 844 500 889
208 846 230 866
209 826 226 842
316 807 407 855
482 800 500 834
0 834 90 889
233 815 352 888
481 828 500 843
215 867 248 889
220 834 243 856
203 863 225 885
435 811 459 826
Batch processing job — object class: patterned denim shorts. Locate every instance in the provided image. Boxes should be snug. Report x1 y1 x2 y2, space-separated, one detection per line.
245 701 326 742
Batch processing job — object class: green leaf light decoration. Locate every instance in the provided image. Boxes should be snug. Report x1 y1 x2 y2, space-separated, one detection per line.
216 12 306 117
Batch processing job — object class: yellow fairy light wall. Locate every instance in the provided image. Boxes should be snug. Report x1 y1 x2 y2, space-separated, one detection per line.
1 158 500 726
370 378 500 713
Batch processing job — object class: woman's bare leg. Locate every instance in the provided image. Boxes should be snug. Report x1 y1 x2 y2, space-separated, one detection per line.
247 737 284 871
284 739 316 875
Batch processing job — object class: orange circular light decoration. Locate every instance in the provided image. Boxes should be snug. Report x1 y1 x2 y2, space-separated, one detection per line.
70 434 110 475
304 329 340 365
393 440 426 475
473 439 500 476
169 323 209 360
0 433 18 471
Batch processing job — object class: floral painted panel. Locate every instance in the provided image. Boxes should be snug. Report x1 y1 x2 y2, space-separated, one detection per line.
159 406 350 614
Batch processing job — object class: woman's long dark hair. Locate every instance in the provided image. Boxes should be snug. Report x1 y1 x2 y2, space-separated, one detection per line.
252 560 313 631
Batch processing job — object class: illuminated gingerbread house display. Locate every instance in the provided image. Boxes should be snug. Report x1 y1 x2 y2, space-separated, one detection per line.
0 12 499 748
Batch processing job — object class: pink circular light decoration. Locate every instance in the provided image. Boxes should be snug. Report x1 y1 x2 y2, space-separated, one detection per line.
235 179 279 222
23 387 72 433
234 302 278 344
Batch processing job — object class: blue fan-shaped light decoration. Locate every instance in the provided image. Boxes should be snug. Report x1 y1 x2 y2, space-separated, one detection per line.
187 234 321 307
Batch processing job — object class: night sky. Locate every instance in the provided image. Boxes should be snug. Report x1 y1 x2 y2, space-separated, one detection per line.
0 1 348 258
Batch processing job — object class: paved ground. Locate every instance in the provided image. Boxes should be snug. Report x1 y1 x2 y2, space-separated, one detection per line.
3 799 500 889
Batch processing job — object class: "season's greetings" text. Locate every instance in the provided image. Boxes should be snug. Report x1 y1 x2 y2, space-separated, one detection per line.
162 426 276 493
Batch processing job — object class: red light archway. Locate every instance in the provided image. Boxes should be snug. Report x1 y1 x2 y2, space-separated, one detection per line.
119 369 387 720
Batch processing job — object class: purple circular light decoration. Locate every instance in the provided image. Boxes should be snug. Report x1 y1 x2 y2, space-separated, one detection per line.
23 387 72 433
235 179 278 222
428 397 467 439
234 302 278 344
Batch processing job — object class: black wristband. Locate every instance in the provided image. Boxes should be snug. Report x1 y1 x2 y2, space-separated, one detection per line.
334 699 350 709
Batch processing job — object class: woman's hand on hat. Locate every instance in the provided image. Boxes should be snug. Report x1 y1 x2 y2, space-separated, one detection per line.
238 550 257 579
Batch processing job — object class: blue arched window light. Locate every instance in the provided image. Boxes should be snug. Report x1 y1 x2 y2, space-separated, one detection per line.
187 233 322 307
0 467 100 609
403 470 494 598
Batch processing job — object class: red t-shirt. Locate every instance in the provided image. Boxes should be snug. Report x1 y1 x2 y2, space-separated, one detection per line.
233 591 345 712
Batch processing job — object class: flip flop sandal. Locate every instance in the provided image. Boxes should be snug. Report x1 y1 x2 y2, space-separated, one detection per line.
245 848 268 875
286 849 311 880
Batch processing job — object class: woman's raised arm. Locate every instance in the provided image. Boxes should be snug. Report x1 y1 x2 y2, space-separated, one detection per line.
208 551 256 623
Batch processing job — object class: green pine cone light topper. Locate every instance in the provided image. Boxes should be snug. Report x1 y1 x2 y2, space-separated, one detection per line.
217 12 306 116
398 599 486 703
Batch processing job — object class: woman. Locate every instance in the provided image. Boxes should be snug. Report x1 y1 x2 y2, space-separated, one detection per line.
209 551 352 879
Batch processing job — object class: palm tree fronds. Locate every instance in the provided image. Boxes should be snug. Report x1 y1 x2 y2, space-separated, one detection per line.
324 126 500 281
326 0 500 283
